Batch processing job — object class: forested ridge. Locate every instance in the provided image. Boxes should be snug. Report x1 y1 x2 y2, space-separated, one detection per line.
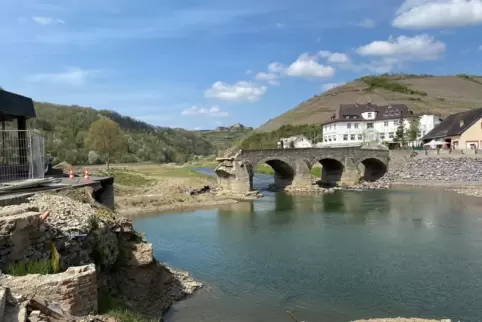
28 102 216 165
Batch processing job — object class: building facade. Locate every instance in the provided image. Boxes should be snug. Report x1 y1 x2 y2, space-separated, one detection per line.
278 135 313 148
320 103 440 147
422 107 482 150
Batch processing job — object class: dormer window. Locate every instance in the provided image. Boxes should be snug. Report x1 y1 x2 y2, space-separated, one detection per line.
368 112 372 117
460 119 464 127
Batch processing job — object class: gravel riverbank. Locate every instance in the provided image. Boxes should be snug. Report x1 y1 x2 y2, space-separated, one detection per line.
374 156 482 198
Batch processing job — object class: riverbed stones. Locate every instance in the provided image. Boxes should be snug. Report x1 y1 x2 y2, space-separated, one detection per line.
381 157 482 185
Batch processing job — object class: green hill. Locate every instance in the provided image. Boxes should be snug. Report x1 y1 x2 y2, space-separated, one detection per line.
257 74 482 133
29 102 216 165
230 74 482 152
194 123 253 152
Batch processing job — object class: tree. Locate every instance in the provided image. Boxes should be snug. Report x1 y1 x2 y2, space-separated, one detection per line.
84 118 126 170
407 116 421 142
394 112 406 147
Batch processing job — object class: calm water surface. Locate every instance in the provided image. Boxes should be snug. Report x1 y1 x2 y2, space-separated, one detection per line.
133 187 482 322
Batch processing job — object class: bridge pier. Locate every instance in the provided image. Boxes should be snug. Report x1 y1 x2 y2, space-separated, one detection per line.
290 159 313 188
215 158 252 194
339 158 363 186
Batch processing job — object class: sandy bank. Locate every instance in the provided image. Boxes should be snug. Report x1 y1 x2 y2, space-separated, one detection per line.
117 196 240 216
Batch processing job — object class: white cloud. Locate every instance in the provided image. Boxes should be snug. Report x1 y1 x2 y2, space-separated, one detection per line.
357 18 376 28
32 16 65 25
181 105 229 117
318 51 350 64
322 82 344 92
393 0 482 29
276 23 285 28
478 45 482 51
267 62 285 73
357 34 446 61
285 53 335 78
268 80 280 86
205 81 267 102
255 72 279 81
26 67 90 86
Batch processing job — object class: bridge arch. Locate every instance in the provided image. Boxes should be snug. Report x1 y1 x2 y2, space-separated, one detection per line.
361 158 387 181
318 157 344 185
254 157 296 189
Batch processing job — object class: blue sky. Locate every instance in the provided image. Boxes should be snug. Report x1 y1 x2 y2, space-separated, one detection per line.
1 0 482 130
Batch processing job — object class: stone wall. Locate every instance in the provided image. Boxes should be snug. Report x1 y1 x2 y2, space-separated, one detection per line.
0 264 98 317
381 156 482 186
0 193 119 272
0 212 55 270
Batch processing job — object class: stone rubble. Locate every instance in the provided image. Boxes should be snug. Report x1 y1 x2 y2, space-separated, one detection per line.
0 187 203 322
377 157 482 185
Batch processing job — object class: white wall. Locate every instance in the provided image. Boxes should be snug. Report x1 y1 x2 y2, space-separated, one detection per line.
321 114 440 146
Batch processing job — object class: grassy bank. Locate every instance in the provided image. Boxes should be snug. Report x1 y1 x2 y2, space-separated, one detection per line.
99 294 158 322
91 164 237 216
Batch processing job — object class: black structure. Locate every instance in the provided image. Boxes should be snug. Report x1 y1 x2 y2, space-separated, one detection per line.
0 90 37 180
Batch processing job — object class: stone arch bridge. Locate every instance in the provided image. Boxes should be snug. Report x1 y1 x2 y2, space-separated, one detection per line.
215 147 391 194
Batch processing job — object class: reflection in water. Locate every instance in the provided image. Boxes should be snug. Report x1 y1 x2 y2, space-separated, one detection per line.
133 188 482 322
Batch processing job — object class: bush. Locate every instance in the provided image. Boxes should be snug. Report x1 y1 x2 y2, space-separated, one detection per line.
361 76 427 96
7 259 53 276
98 293 157 322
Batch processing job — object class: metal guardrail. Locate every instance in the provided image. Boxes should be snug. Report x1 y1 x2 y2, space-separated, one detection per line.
0 130 45 183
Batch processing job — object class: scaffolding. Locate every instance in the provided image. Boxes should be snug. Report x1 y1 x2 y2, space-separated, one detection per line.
0 130 45 183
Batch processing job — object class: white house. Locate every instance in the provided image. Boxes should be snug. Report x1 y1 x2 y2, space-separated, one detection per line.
320 103 441 147
278 135 313 148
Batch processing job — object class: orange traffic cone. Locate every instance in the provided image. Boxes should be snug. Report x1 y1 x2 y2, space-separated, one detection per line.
84 168 89 180
69 169 74 179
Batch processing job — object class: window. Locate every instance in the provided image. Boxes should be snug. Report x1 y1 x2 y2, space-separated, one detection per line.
324 138 327 142
418 131 422 137
350 134 355 140
389 132 394 138
367 123 374 129
334 124 336 129
347 123 352 129
380 133 385 140
368 112 372 117
393 120 399 126
384 121 388 127
333 136 337 141
354 123 359 129
358 134 363 140
343 134 348 141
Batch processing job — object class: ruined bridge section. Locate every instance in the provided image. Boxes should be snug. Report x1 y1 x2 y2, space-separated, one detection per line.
215 147 391 194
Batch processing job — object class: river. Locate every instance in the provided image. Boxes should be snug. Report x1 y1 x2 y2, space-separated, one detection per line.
133 169 482 322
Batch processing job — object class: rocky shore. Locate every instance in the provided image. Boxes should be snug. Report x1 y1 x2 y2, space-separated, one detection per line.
374 156 482 198
0 188 202 321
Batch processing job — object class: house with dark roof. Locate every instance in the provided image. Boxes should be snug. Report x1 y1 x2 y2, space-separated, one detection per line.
0 89 44 182
422 107 482 150
321 103 440 147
